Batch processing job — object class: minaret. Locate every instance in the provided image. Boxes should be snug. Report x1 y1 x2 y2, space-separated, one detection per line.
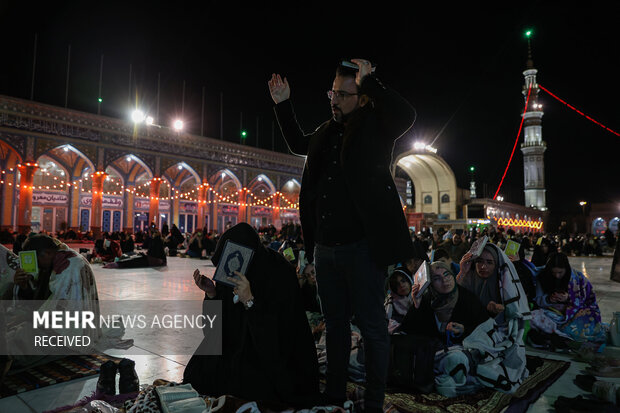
520 31 547 211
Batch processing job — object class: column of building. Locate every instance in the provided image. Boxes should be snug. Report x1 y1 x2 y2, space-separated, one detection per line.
149 177 162 228
1 167 17 231
68 172 81 232
272 191 281 228
197 182 208 230
238 187 248 225
90 171 106 237
17 162 39 233
123 182 135 233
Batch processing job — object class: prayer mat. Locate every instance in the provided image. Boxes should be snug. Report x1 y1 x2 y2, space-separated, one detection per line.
0 353 122 398
342 354 570 413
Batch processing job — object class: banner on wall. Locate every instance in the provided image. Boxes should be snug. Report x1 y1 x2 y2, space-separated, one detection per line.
134 199 170 211
220 205 239 215
180 201 198 214
81 196 123 209
33 192 69 205
252 206 272 216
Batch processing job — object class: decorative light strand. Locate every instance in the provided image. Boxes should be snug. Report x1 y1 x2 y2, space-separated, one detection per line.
0 173 300 209
492 216 543 231
493 84 532 200
538 84 620 137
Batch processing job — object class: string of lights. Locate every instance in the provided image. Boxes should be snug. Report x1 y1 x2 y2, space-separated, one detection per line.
0 172 300 208
493 84 532 200
492 216 544 231
538 84 620 137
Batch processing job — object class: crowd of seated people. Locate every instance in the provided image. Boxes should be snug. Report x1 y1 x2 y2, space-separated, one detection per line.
1 221 616 405
91 232 122 263
104 228 167 269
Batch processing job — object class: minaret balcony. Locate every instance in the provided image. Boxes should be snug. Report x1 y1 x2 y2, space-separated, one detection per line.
521 141 546 149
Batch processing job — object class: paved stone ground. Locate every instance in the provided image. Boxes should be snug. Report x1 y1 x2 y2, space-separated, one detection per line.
1 249 618 412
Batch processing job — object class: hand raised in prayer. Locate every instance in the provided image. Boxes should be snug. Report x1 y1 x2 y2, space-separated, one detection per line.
486 301 505 315
228 271 253 306
13 268 33 289
268 73 290 104
193 269 216 298
446 322 464 335
410 283 422 308
457 252 474 282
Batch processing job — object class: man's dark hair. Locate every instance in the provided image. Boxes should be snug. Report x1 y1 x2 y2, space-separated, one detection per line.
540 252 572 294
335 61 360 91
433 248 450 262
22 234 59 254
336 64 358 79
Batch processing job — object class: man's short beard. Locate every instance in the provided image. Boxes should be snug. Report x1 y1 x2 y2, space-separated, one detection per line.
333 108 357 123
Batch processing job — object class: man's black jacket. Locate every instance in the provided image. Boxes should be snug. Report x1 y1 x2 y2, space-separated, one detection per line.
274 75 416 266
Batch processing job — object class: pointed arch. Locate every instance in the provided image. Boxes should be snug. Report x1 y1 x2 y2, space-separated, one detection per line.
248 174 276 194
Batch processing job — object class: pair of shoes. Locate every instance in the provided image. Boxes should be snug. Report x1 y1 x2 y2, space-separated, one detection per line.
96 358 139 396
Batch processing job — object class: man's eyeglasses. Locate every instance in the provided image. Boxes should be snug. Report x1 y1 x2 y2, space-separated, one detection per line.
327 90 359 100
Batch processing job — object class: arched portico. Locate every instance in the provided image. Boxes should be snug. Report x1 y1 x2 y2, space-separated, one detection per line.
393 151 458 220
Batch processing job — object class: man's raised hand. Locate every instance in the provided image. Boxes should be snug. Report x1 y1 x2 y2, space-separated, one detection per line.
268 73 290 104
350 58 372 86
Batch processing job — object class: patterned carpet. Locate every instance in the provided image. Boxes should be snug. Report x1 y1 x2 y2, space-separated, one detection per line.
345 355 570 413
0 354 121 398
1 354 569 412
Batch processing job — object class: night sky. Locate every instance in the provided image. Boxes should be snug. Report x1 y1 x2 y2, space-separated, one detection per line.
1 1 618 220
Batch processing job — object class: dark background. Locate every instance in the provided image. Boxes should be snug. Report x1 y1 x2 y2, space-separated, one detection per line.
0 1 618 222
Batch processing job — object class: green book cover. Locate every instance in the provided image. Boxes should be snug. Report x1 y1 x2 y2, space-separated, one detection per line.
504 240 520 257
19 250 39 280
282 247 295 262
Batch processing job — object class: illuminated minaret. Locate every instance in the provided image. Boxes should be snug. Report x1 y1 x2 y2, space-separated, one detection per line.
520 30 547 211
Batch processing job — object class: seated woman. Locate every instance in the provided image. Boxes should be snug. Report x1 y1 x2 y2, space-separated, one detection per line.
454 243 531 395
400 262 489 345
119 232 135 254
531 237 554 267
92 233 122 262
531 251 606 343
386 262 490 395
185 230 206 258
183 223 320 409
1 235 132 369
163 224 184 256
384 268 414 334
104 229 167 268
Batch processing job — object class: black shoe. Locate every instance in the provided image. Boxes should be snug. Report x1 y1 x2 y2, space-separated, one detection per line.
96 360 117 396
118 358 139 394
574 374 597 392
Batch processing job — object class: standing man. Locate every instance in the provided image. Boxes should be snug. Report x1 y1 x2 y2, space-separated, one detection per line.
268 59 416 412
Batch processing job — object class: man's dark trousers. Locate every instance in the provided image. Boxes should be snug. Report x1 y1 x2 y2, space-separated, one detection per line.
314 239 389 409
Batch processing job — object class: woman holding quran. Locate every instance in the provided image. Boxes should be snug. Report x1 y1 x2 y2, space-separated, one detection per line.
386 261 490 395
183 223 321 410
399 261 489 345
450 238 531 396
